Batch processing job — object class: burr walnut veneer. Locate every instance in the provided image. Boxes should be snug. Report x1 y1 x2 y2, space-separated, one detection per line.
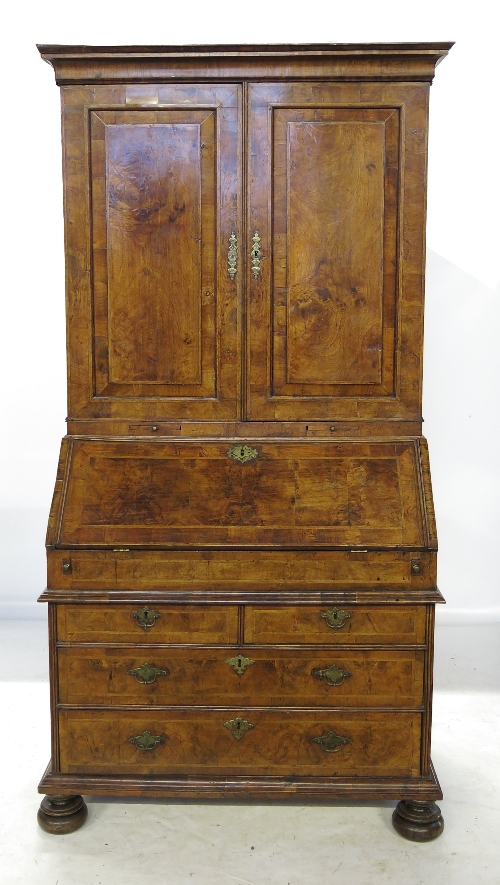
36 42 451 841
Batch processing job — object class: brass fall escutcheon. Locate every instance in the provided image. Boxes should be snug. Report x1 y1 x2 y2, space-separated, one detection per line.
224 717 254 740
314 664 352 686
227 444 259 464
131 606 160 630
128 663 168 684
128 730 167 751
312 730 351 753
321 608 351 630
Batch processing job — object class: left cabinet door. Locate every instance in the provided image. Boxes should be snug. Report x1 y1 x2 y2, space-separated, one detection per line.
63 84 242 422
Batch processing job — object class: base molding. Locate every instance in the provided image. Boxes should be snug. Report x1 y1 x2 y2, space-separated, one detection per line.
39 760 442 802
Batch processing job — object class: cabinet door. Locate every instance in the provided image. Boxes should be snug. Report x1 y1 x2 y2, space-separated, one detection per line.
63 85 241 421
247 82 428 422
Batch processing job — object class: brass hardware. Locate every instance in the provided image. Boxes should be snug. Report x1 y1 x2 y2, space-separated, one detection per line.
228 231 238 280
312 730 351 753
226 654 254 675
128 730 166 751
128 663 168 684
151 425 158 431
224 717 254 740
227 444 259 464
113 548 130 552
250 231 263 279
321 608 351 630
314 664 352 686
131 606 161 630
411 559 422 575
61 559 72 574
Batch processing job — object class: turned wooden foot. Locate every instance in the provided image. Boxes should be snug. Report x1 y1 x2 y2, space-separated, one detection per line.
392 799 444 842
37 794 88 834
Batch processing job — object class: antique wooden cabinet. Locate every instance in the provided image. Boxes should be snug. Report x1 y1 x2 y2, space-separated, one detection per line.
36 42 452 841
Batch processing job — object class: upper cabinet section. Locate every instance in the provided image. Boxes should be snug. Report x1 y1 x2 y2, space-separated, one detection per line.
60 83 241 421
39 44 452 427
247 81 429 422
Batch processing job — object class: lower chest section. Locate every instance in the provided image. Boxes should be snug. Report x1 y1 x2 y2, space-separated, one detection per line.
50 601 433 780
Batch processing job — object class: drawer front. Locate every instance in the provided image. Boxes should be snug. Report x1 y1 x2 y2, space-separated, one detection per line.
59 709 421 777
57 605 238 644
58 647 424 707
245 605 426 645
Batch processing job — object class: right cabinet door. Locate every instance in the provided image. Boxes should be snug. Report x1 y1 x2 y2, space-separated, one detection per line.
247 81 429 422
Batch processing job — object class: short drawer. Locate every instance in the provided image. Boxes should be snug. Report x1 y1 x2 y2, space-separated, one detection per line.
56 604 238 644
59 709 422 777
244 605 426 645
57 647 425 707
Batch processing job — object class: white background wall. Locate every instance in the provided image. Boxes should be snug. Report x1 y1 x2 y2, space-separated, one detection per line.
1 0 499 620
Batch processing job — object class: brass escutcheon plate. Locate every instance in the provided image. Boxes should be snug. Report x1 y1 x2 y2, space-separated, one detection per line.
224 717 254 740
227 444 259 463
321 608 351 629
226 654 255 675
131 606 160 630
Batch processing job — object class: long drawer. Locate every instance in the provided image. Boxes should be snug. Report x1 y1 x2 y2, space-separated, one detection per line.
245 605 426 645
58 709 422 777
57 646 425 707
57 604 238 644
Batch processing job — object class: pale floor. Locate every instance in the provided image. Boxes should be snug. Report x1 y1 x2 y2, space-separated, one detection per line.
0 620 499 885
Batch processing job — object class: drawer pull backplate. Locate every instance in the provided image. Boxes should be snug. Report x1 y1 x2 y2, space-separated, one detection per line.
128 730 167 751
314 664 352 686
312 730 351 753
128 663 168 684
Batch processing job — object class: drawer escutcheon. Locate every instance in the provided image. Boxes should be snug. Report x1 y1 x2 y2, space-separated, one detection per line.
224 717 254 740
321 608 351 630
131 606 160 630
225 654 255 675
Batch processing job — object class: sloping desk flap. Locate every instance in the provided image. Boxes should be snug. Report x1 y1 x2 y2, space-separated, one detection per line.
48 438 436 550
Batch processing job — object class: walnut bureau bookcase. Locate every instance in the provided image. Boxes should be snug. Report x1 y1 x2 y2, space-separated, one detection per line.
36 43 452 841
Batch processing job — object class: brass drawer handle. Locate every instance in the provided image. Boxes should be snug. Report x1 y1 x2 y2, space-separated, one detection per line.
128 730 167 751
224 717 254 740
227 444 259 463
321 608 351 630
250 230 263 279
228 231 238 280
131 606 160 630
226 654 254 675
314 664 352 686
312 730 351 753
128 663 168 684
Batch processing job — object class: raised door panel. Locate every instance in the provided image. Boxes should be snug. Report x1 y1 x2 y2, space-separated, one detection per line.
62 85 241 420
247 82 429 422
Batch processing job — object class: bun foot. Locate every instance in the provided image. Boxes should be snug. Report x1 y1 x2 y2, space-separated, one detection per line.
392 799 444 842
37 794 88 834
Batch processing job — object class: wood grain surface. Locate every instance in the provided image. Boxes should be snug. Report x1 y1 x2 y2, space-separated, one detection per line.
58 708 422 777
57 646 425 707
